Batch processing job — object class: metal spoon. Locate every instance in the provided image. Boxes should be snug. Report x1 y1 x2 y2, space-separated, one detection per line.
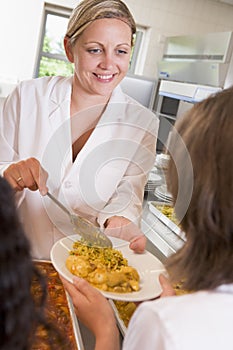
47 192 112 248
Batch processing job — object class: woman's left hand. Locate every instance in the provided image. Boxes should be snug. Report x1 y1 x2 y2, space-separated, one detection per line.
104 216 146 253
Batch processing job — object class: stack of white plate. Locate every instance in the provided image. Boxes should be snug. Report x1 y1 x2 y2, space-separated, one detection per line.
155 153 170 170
154 184 173 203
144 173 163 192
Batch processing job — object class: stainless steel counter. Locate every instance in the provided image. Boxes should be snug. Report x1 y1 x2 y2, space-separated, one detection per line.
142 199 185 262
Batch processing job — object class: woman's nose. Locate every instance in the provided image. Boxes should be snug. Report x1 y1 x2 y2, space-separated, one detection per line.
99 53 114 70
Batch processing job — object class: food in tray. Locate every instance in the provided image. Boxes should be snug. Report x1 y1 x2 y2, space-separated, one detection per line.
32 261 78 350
154 204 179 225
113 300 138 327
66 241 140 293
173 281 190 295
113 283 189 331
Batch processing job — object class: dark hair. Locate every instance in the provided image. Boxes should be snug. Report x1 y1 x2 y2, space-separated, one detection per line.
0 177 65 349
0 177 35 349
166 87 233 291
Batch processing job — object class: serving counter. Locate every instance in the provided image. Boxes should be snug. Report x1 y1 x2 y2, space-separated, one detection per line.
142 199 185 261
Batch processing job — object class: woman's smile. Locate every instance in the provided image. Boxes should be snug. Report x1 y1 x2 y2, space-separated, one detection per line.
93 73 116 83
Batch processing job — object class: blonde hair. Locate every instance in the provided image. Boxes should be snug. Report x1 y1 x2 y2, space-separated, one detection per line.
66 0 136 46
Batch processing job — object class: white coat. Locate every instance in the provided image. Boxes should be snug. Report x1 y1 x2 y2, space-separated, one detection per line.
0 76 158 259
123 284 233 350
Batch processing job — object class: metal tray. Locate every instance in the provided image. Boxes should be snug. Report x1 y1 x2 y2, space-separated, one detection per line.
109 300 128 336
148 201 186 241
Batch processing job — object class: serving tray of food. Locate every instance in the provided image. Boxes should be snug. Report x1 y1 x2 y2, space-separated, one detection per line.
148 201 186 241
32 260 84 350
109 300 138 336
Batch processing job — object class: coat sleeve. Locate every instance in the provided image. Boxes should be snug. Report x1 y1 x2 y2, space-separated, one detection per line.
0 86 28 210
0 86 21 175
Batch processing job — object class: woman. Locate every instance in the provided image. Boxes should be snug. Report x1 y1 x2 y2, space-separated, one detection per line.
0 0 158 259
62 86 233 349
0 176 66 349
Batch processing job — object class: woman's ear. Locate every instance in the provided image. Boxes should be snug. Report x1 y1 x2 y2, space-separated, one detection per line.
64 36 74 63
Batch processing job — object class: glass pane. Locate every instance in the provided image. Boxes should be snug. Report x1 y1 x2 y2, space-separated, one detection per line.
129 30 143 74
38 56 74 77
43 13 68 55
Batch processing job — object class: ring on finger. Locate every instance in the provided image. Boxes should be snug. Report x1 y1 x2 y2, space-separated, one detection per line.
16 176 23 183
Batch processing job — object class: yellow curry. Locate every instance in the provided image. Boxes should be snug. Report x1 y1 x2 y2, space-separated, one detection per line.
66 241 140 293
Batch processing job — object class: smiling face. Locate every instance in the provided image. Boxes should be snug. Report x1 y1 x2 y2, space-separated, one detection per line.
65 18 132 98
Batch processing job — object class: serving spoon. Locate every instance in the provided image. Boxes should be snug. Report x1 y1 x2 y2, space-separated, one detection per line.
47 192 112 248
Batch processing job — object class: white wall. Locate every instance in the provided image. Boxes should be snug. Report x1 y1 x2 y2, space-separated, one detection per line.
125 0 233 77
0 0 233 84
0 0 76 84
0 0 43 83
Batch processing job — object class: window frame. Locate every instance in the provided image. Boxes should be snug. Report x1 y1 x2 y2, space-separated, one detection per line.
34 4 71 78
132 25 150 75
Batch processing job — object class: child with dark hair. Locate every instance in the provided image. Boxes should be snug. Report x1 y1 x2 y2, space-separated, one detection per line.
0 176 37 349
0 177 66 349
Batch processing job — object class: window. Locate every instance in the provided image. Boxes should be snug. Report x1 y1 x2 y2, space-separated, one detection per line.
131 26 149 75
35 5 146 78
129 27 145 74
34 5 73 77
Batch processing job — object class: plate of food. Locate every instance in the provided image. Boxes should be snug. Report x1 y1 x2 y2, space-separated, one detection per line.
50 235 166 302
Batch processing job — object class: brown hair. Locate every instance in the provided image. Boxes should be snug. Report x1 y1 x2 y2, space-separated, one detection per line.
166 87 233 291
66 0 136 46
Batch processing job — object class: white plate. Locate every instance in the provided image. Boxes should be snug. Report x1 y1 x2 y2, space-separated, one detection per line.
148 173 162 182
50 235 166 302
155 185 173 201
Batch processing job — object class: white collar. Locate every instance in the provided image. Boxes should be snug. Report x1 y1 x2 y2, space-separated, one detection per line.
215 283 233 294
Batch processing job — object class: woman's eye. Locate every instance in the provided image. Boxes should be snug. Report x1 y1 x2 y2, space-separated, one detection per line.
116 49 129 55
87 48 102 54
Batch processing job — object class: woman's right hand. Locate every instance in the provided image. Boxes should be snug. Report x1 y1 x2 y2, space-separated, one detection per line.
3 157 48 195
